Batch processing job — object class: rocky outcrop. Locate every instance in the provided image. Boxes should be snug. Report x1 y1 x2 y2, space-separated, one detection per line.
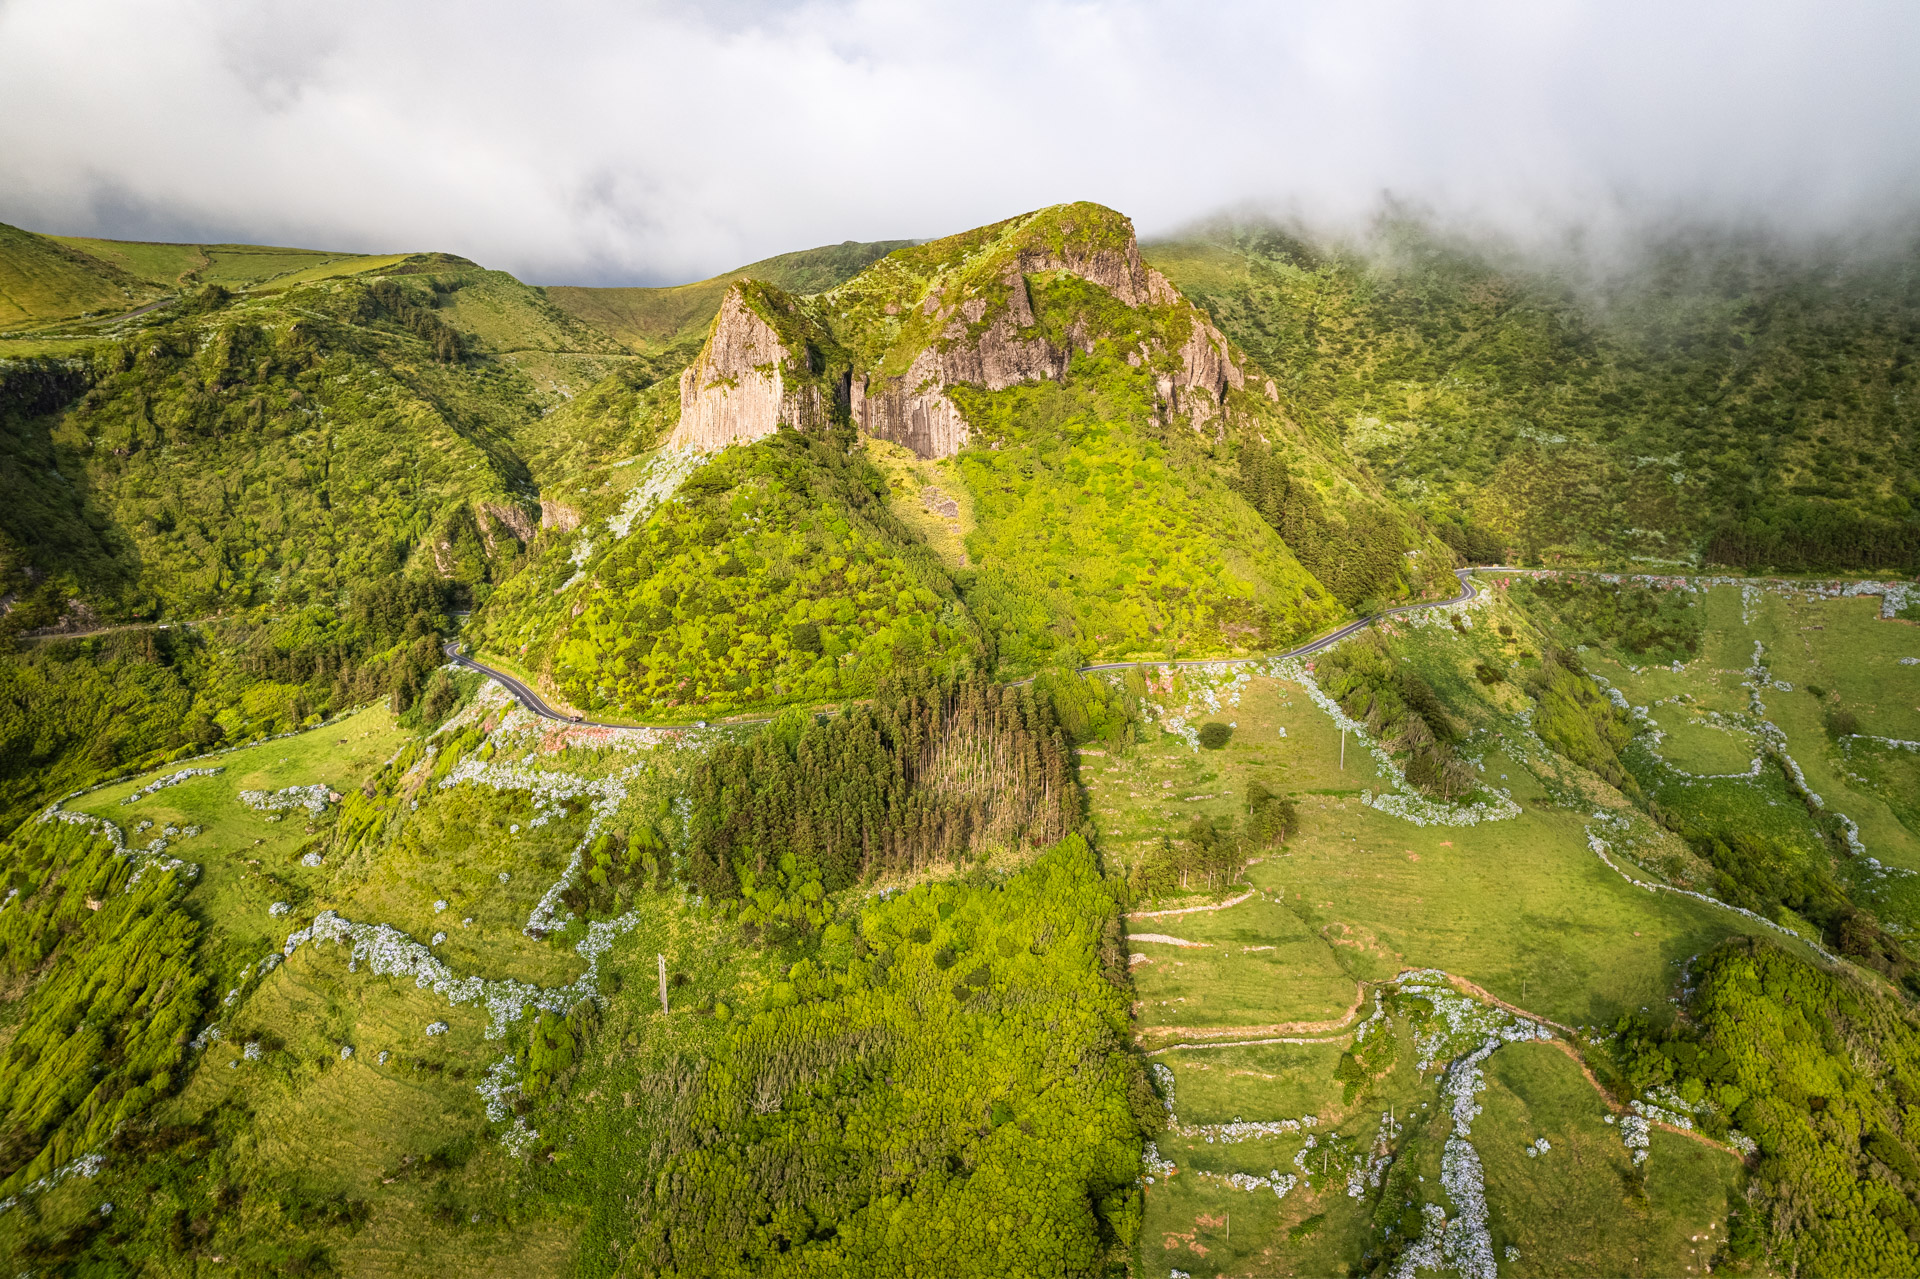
853 210 1250 458
856 267 1070 457
1156 313 1245 433
539 501 582 533
671 285 834 452
1012 235 1180 310
478 500 536 545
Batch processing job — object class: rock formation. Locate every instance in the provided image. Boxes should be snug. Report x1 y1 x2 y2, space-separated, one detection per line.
1159 311 1244 433
672 206 1257 462
539 501 582 534
672 284 835 452
853 212 1248 458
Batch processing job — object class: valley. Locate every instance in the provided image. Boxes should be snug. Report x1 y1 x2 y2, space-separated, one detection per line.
0 203 1917 1278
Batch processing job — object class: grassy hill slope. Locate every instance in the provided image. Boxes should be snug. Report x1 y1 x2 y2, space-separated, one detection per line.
546 238 914 358
1148 217 1920 573
0 223 153 331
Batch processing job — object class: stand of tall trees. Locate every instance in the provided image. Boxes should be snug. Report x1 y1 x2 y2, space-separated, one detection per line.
685 670 1081 919
1232 444 1413 609
1318 636 1479 801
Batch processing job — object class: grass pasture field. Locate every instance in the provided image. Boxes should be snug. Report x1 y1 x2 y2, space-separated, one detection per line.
1104 641 1809 1276
1477 1042 1741 1279
65 706 412 952
1596 583 1920 888
1647 713 1758 777
1131 894 1359 1034
23 692 734 1273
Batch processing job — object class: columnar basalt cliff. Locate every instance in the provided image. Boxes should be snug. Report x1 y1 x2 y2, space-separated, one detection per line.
672 283 837 451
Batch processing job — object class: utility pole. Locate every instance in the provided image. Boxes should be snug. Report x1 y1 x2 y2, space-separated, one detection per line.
657 954 669 1014
1340 728 1346 771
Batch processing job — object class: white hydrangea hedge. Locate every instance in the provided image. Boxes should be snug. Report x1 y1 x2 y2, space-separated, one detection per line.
275 905 642 1039
434 756 641 935
1584 823 1838 963
1381 973 1554 1279
1273 659 1520 828
1150 1062 1319 1144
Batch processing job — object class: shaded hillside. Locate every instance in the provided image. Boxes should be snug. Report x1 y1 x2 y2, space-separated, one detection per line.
0 276 549 629
1149 218 1920 572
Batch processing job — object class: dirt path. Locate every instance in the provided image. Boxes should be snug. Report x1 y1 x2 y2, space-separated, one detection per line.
1136 982 1367 1045
1138 967 1747 1161
1444 973 1578 1037
1128 890 1255 920
1145 1032 1351 1056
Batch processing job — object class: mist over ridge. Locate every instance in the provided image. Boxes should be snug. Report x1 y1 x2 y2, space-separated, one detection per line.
1 0 1917 285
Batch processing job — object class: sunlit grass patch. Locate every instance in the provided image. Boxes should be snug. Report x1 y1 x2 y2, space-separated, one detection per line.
1476 1041 1741 1278
1650 714 1759 776
1131 895 1356 1031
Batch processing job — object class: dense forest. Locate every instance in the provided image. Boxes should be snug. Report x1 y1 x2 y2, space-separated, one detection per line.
685 670 1082 916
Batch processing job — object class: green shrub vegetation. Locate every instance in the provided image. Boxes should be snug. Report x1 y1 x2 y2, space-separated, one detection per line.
1150 218 1920 572
476 432 979 718
560 836 1152 1277
1513 575 1704 662
1318 633 1481 800
9 203 1920 1277
0 821 205 1194
0 577 452 829
1614 938 1920 1276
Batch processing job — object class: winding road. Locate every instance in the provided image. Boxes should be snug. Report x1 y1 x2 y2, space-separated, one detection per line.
444 567 1484 731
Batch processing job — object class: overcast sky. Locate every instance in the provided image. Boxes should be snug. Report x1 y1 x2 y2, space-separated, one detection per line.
1 0 1916 285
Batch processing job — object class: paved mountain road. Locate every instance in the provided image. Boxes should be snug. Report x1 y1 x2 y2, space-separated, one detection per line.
445 567 1483 731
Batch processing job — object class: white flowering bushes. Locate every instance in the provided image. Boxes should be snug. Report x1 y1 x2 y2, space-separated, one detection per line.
123 767 223 804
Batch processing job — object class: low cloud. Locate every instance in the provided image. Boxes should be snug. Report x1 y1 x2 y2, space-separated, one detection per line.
2 0 1916 283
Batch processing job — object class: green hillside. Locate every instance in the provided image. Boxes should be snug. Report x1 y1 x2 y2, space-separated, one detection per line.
5 201 1920 1277
546 238 914 358
1148 217 1920 573
0 223 153 331
47 235 386 292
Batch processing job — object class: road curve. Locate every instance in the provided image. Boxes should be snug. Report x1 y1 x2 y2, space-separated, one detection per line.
444 567 1483 732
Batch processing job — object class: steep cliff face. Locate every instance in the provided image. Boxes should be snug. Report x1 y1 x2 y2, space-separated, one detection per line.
672 282 842 451
831 204 1253 458
1161 310 1245 434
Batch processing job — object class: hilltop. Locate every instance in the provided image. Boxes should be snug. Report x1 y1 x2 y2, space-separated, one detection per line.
468 204 1454 720
545 238 914 362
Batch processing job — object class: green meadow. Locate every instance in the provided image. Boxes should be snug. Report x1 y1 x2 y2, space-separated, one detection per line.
1477 1042 1741 1279
1103 611 1842 1275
